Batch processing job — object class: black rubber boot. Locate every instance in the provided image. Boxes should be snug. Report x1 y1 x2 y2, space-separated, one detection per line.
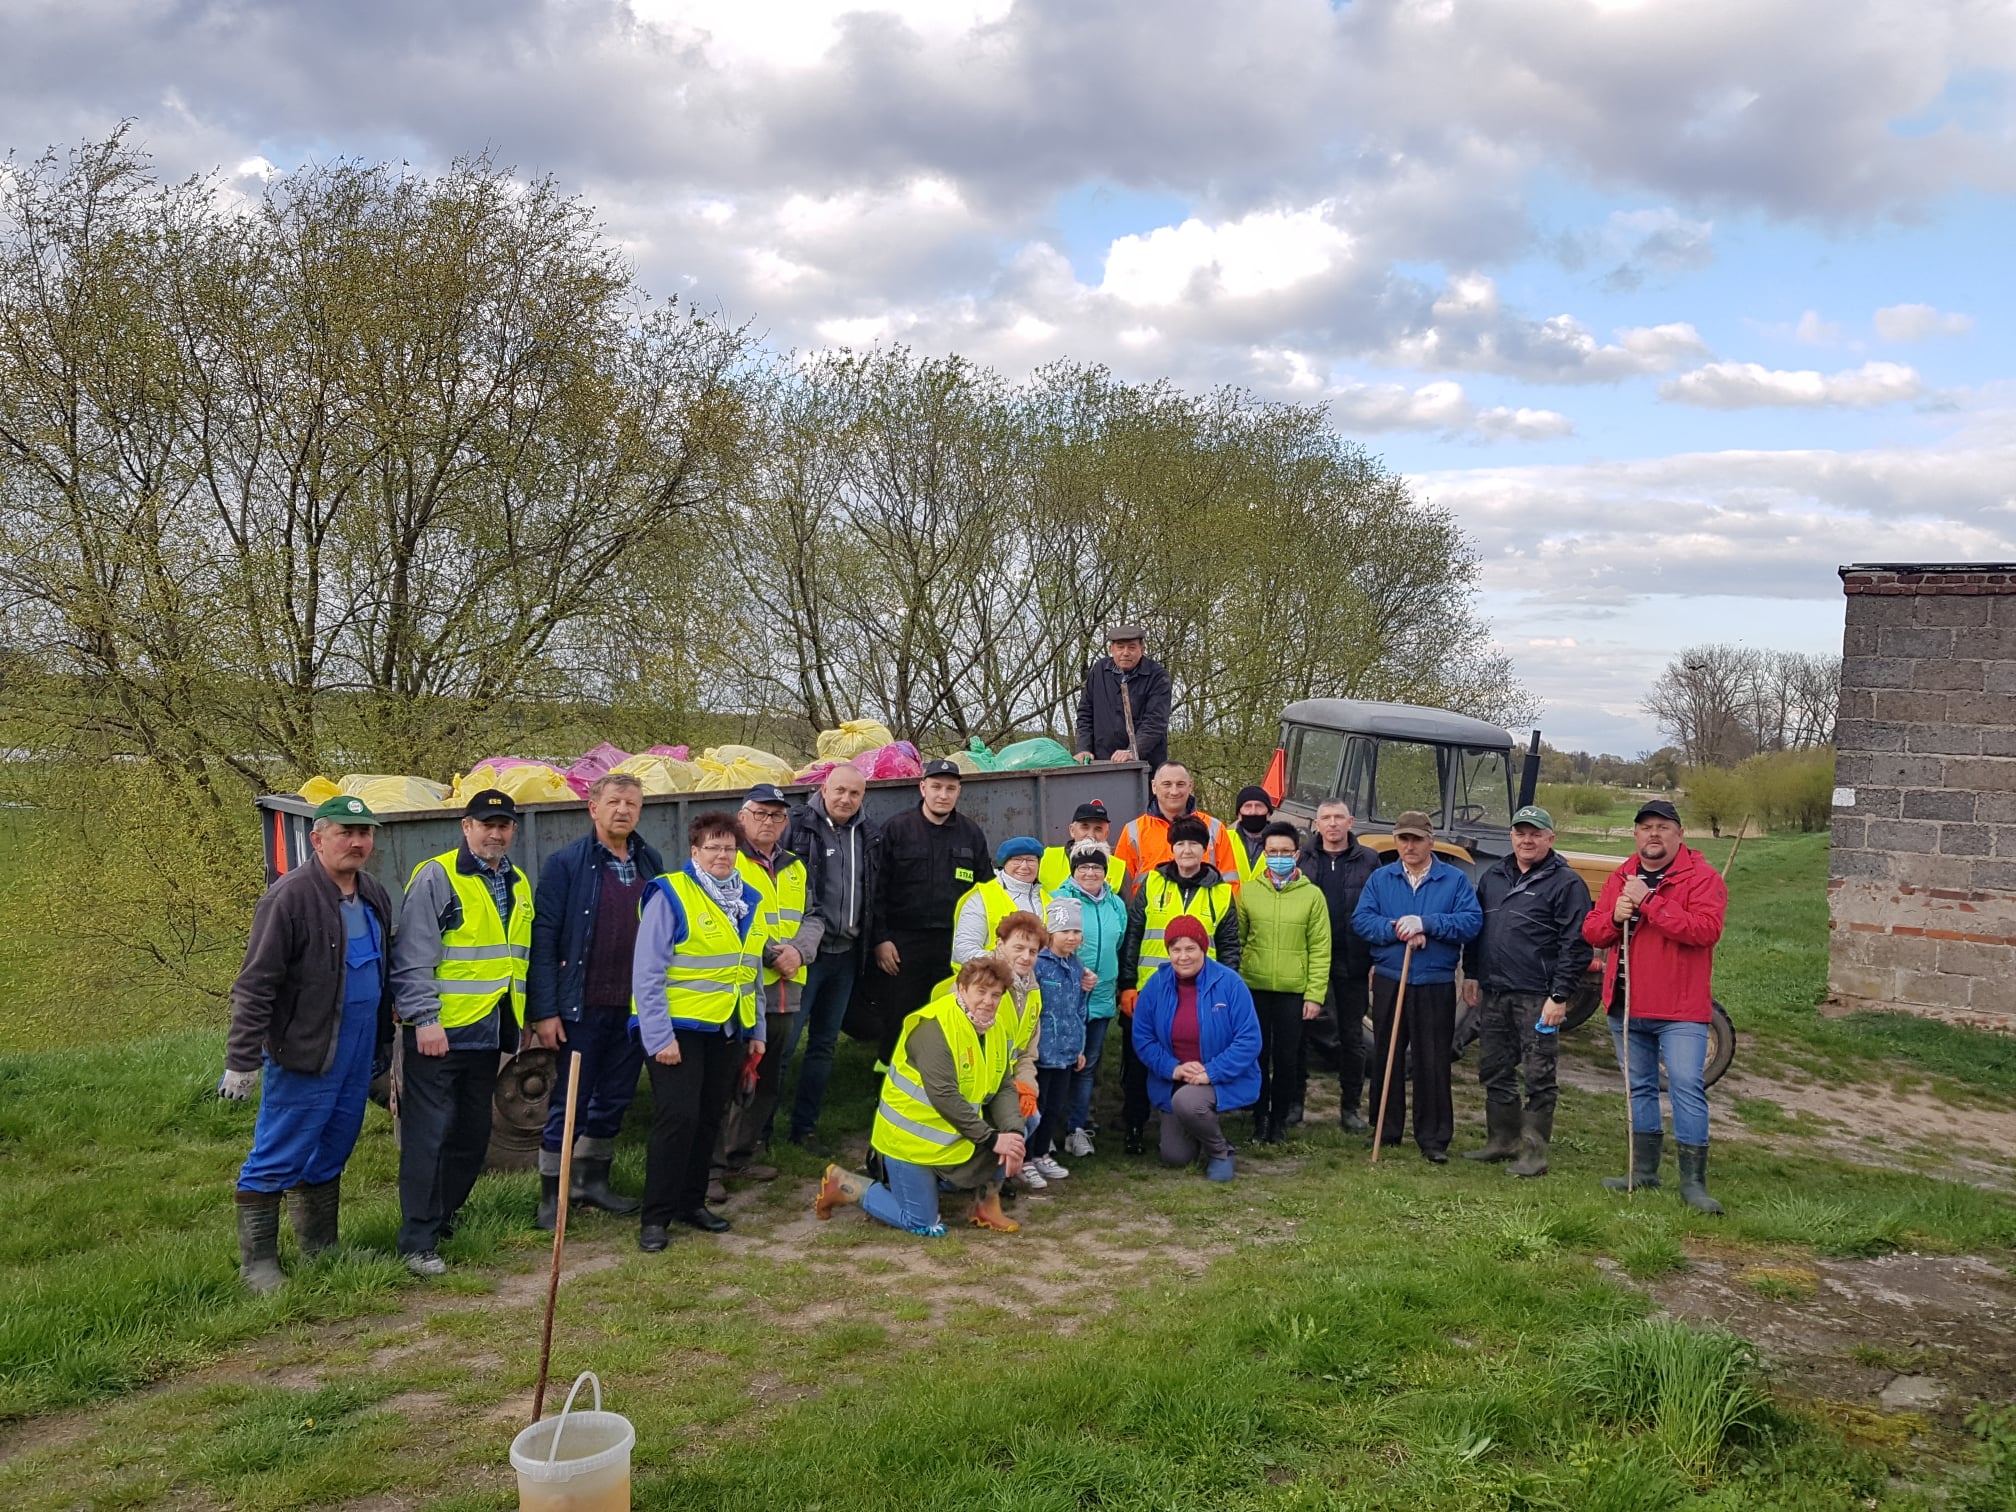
573 1158 640 1216
1602 1131 1664 1192
534 1174 560 1232
1677 1143 1724 1215
1283 1101 1304 1130
1464 1099 1522 1162
1507 1109 1554 1179
286 1177 342 1257
235 1190 285 1295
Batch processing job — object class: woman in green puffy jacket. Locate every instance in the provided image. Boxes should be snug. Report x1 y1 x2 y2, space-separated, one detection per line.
1235 821 1333 1143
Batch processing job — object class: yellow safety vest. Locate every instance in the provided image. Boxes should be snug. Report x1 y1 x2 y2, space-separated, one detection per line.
928 971 1042 1069
1233 833 1270 885
737 849 809 985
635 870 766 1032
952 877 1030 956
1037 845 1127 896
409 850 532 1028
1136 870 1233 989
872 992 1010 1167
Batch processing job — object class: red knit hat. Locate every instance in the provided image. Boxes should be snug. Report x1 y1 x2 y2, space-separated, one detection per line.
1163 915 1209 951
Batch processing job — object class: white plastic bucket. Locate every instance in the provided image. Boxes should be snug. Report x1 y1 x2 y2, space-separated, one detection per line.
510 1372 634 1511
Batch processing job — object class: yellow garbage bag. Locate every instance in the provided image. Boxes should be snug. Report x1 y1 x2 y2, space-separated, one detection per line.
699 746 798 786
611 753 702 795
338 774 452 812
815 720 896 761
297 776 343 805
449 762 574 807
945 750 985 776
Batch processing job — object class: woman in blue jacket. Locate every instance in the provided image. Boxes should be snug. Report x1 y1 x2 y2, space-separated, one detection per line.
1131 914 1262 1182
1351 812 1482 1163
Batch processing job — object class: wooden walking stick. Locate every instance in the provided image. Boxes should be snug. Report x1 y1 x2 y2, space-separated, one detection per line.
531 1048 581 1424
1619 918 1637 1197
1369 939 1418 1165
1721 817 1750 880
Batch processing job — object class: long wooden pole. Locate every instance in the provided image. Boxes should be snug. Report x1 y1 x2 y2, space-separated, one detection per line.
1722 817 1751 880
1620 919 1636 1197
1369 940 1418 1165
531 1050 581 1424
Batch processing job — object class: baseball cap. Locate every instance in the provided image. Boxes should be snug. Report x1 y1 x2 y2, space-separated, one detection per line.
921 758 963 781
462 789 519 821
1072 800 1111 824
312 795 381 826
1391 810 1433 839
742 783 789 808
1634 798 1682 825
1510 804 1555 831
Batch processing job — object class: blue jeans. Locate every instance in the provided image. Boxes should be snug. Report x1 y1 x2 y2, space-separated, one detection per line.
1608 1016 1710 1145
540 1006 644 1152
1069 1017 1112 1133
860 1155 970 1236
238 994 377 1193
788 943 858 1140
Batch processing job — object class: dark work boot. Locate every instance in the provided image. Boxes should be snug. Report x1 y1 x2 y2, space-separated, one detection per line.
1676 1143 1724 1215
235 1189 285 1295
573 1158 640 1216
1506 1109 1554 1179
1464 1099 1522 1162
535 1147 563 1232
1283 1101 1305 1130
1602 1131 1664 1192
286 1177 342 1257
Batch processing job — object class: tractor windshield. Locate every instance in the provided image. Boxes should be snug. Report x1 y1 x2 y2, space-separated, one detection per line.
1370 741 1443 822
1452 746 1513 828
1368 740 1514 829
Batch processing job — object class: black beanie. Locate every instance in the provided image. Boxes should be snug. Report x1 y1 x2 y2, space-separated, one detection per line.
1235 785 1274 812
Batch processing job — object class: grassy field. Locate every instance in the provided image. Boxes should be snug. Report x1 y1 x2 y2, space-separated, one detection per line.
2 834 2015 1509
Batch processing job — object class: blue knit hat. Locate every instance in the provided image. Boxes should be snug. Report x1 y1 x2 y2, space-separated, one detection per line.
995 836 1043 865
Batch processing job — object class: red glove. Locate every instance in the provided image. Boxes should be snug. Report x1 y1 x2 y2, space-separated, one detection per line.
1015 1080 1039 1119
1118 989 1138 1017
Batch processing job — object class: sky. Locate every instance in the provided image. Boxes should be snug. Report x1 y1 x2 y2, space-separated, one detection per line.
7 0 2015 754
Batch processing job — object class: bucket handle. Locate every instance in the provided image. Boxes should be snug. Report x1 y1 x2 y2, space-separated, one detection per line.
545 1371 603 1465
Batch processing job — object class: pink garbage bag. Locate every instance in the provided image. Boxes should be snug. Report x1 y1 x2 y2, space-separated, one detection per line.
563 742 631 798
857 741 923 780
793 759 840 786
644 744 691 760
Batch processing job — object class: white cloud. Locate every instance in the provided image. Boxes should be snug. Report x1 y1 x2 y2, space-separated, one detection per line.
1659 359 1923 408
1874 302 1974 341
1792 310 1841 345
1100 204 1353 306
1474 406 1575 441
1325 378 1571 443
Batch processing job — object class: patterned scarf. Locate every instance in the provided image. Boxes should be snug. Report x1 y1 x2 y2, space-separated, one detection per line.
694 863 749 924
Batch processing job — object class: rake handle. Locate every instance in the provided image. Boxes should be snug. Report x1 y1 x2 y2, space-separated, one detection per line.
1369 939 1418 1165
531 1046 581 1424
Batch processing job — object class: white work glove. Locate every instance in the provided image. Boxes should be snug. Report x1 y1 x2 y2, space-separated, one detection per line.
1396 915 1425 941
217 1068 260 1101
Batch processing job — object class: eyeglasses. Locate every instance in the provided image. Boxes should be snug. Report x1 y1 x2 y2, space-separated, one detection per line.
696 840 739 856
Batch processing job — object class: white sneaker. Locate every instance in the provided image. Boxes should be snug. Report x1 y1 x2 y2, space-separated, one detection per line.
1030 1154 1070 1181
404 1250 447 1277
1064 1129 1094 1159
1019 1165 1049 1190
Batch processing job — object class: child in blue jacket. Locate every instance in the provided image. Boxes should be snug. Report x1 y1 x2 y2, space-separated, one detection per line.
1027 898 1091 1186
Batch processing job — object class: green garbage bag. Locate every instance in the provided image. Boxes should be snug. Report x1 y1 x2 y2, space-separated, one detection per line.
964 739 1002 772
991 737 1077 771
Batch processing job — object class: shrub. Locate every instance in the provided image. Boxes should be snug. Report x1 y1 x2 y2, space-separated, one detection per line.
1681 766 1748 838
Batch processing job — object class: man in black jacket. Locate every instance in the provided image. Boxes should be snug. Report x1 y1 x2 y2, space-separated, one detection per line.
784 763 879 1150
1073 626 1171 774
1460 805 1593 1178
220 795 397 1293
1296 799 1382 1133
861 760 993 1060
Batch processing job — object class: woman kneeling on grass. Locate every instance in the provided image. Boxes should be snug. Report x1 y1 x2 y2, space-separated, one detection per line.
1133 914 1262 1181
815 956 1027 1236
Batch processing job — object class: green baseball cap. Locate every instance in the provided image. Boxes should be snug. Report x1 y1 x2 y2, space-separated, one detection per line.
1510 804 1554 831
312 795 382 826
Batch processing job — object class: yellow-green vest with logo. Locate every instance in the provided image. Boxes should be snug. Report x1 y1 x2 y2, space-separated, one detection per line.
952 877 1029 956
1233 832 1270 885
409 850 532 1028
1037 845 1127 897
737 849 808 986
932 969 1041 1070
1136 870 1233 989
634 870 766 1032
872 992 1010 1167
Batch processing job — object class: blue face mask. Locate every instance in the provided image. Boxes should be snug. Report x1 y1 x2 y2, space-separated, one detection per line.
1265 855 1295 878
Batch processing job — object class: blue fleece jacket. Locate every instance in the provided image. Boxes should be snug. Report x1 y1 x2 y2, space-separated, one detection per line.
1131 956 1262 1114
1032 948 1089 1068
1052 876 1126 1020
1351 857 1482 984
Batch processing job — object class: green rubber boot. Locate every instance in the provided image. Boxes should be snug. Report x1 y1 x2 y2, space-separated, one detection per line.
1677 1143 1724 1215
1506 1109 1554 1179
286 1177 342 1258
1602 1131 1664 1192
1464 1098 1522 1162
235 1190 285 1295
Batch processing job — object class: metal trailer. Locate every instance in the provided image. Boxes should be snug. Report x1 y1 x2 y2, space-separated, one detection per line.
254 761 1152 1165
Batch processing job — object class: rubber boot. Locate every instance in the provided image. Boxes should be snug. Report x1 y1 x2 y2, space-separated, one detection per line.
235 1190 285 1295
1506 1109 1554 1179
970 1183 1020 1233
1464 1099 1522 1162
286 1177 342 1257
1677 1143 1724 1215
1602 1131 1664 1192
815 1164 869 1220
535 1147 562 1232
573 1158 640 1216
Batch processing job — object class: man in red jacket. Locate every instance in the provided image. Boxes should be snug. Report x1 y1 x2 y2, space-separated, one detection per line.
1581 799 1727 1213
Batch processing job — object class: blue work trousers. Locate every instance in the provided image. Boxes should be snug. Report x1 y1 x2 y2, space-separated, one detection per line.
787 943 858 1140
237 1000 377 1193
1068 1016 1111 1134
861 1155 1005 1237
541 1007 644 1152
1609 1015 1711 1145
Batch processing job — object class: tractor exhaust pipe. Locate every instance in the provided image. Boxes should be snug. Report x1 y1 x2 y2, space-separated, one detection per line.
1517 729 1542 810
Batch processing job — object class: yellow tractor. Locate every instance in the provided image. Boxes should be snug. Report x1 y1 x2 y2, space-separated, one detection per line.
1271 699 1735 1085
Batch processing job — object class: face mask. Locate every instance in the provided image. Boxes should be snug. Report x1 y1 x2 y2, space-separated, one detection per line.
1238 814 1269 835
1265 855 1295 878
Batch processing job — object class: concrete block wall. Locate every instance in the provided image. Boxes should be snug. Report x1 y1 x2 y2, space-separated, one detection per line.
1829 564 2016 1030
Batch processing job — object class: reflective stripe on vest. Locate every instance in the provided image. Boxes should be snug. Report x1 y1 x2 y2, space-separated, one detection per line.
1136 871 1231 989
1037 846 1127 897
872 992 1010 1167
953 877 1025 955
410 851 532 1029
1235 834 1269 885
928 971 1041 1066
737 851 809 986
637 871 766 1031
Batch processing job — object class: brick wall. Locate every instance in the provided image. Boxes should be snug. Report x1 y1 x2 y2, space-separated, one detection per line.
1829 564 2016 1030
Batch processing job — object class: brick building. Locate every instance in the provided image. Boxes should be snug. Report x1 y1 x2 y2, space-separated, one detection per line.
1829 563 2016 1030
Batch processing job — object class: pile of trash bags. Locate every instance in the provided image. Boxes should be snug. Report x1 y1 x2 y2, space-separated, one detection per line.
293 721 1081 812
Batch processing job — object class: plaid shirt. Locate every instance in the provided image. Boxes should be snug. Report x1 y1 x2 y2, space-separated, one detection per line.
477 857 518 924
